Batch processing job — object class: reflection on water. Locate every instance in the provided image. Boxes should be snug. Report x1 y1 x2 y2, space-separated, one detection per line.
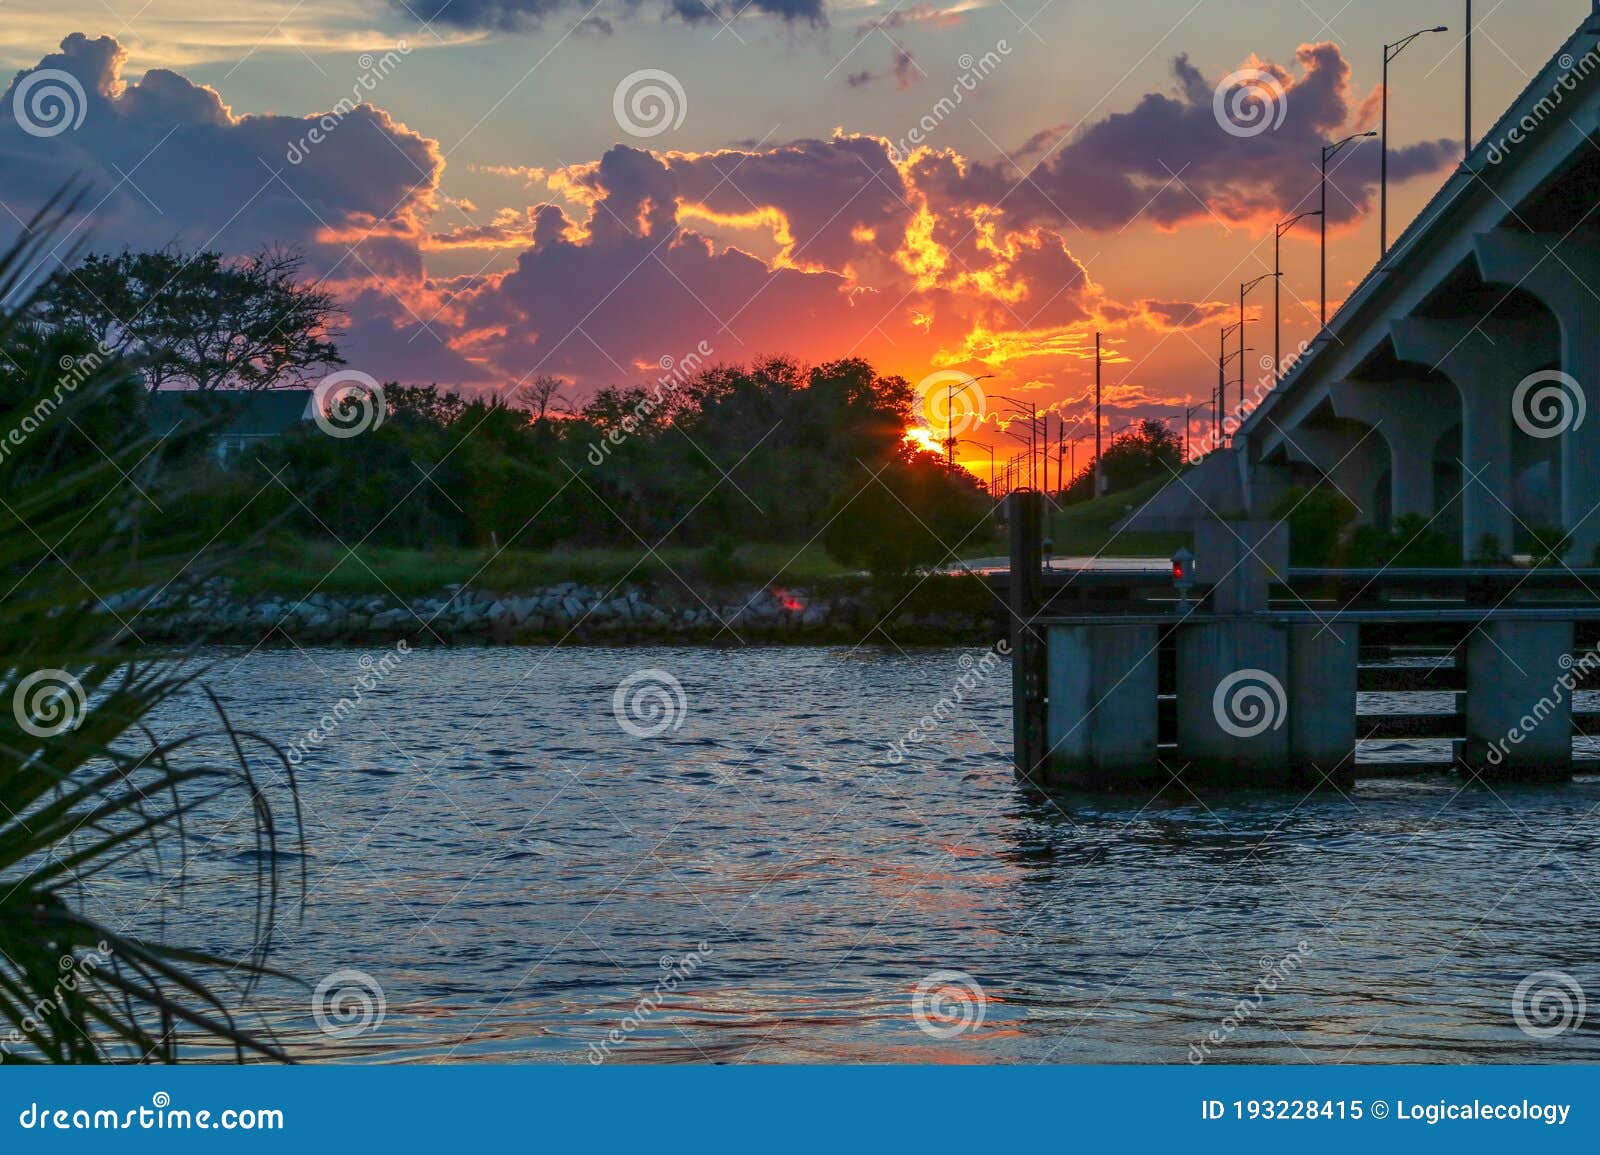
109 645 1600 1063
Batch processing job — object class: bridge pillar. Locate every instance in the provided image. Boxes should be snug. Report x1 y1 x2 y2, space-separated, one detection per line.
1459 620 1574 781
1045 625 1160 788
1475 231 1600 563
1390 317 1559 558
1329 380 1460 520
1287 623 1359 786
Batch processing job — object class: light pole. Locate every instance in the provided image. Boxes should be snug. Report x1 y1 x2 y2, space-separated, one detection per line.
1185 399 1211 462
1219 321 1244 440
1382 25 1449 256
1321 131 1379 331
1240 273 1278 412
1094 332 1103 497
998 396 1039 490
1275 211 1320 380
1465 0 1473 160
943 373 995 473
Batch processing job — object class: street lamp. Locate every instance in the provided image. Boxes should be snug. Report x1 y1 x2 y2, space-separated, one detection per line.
1240 273 1278 413
1321 131 1379 331
1218 322 1244 440
1275 211 1320 381
943 373 995 473
996 395 1039 490
1382 25 1449 256
1184 399 1211 463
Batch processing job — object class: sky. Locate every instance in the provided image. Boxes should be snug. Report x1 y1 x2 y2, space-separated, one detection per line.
0 0 1586 475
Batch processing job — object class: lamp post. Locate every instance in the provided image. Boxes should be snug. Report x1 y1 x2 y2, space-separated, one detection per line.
1321 131 1379 331
1185 399 1211 463
1382 25 1449 256
943 373 995 473
1218 321 1244 442
1275 211 1320 381
1465 0 1473 160
998 396 1039 489
1240 273 1278 412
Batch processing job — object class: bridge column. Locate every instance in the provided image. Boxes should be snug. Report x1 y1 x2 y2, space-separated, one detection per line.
1329 381 1460 520
1475 231 1600 563
1390 317 1558 558
1045 625 1160 788
1460 620 1574 781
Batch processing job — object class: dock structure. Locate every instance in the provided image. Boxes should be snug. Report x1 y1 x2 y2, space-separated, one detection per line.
1003 492 1600 791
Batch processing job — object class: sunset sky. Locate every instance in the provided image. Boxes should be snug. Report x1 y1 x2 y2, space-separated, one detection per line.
0 1 1584 473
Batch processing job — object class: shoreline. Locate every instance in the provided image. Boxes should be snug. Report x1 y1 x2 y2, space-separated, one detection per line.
120 577 1007 648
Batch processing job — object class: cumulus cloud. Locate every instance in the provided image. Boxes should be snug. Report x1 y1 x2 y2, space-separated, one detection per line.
0 33 473 379
915 43 1457 231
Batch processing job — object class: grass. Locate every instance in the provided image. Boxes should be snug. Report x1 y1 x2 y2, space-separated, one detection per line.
231 537 853 596
1046 476 1188 558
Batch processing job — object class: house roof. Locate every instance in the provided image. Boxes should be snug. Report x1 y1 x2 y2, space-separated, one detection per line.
147 389 315 439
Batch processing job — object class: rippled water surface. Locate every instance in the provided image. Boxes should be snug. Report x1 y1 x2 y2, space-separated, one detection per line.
112 645 1600 1063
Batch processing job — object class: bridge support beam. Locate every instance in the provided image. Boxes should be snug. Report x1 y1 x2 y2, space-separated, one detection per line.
1329 381 1461 521
1390 317 1559 558
1288 623 1359 785
1475 231 1600 563
1044 625 1160 788
1459 620 1574 781
1278 425 1390 525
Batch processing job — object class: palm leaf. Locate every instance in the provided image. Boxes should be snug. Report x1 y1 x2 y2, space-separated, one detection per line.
0 197 303 1063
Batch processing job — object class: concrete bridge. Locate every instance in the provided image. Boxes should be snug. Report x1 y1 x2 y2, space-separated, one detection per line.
1146 7 1600 562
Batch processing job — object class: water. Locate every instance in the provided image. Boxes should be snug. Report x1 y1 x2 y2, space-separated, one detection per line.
97 645 1600 1063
